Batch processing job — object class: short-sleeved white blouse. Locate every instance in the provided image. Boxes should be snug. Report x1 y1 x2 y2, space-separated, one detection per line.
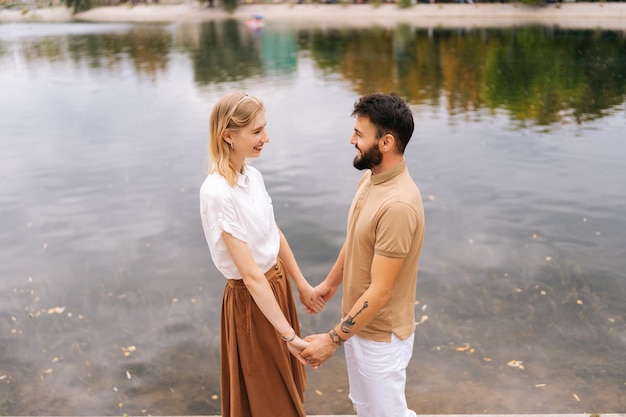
199 165 280 279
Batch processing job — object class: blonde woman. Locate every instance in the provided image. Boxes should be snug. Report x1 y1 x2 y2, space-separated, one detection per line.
199 91 324 417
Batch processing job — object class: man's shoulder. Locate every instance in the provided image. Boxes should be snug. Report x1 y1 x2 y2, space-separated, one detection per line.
389 170 422 202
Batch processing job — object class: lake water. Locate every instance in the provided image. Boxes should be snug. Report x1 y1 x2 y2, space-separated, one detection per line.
0 19 625 415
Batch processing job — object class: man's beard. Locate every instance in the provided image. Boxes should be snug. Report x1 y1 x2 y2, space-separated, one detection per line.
353 144 382 170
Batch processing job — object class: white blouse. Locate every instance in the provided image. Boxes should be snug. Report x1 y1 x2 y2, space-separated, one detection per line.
199 165 280 279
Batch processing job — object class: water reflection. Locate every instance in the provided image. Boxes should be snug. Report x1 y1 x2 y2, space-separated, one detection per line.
0 20 625 415
3 22 625 125
188 20 265 83
296 25 626 125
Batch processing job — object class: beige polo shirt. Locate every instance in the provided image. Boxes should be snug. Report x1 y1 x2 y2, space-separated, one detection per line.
342 160 425 342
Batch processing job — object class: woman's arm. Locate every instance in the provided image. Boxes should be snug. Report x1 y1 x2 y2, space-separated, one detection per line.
277 226 326 314
222 231 308 362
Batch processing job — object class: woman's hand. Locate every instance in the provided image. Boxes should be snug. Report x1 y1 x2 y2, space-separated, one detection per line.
286 335 309 365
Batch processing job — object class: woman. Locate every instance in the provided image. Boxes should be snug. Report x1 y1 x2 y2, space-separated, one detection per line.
199 91 324 417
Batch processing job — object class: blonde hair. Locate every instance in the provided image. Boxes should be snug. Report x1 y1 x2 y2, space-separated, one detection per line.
208 92 264 187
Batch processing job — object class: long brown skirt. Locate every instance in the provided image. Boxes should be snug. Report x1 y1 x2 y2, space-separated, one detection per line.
220 258 307 417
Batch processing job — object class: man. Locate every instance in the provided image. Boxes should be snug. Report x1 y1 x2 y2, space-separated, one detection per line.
301 93 425 417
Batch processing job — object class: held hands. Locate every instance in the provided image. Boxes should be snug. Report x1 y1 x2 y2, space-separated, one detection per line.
285 333 337 370
282 329 338 369
300 332 339 370
286 335 309 366
302 281 338 314
314 280 338 302
298 282 326 314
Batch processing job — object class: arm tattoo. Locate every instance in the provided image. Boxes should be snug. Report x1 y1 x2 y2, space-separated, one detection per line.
340 301 369 334
328 328 346 346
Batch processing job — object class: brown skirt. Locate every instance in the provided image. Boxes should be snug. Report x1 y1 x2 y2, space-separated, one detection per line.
220 258 306 417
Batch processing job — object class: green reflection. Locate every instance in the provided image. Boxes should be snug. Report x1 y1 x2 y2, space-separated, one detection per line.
482 28 626 125
189 20 264 84
13 27 172 80
5 23 626 126
261 28 297 75
300 26 626 126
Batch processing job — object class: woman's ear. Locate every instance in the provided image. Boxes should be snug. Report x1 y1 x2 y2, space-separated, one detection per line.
223 130 233 147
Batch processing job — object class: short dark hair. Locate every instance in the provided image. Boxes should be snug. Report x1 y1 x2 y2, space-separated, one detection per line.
351 93 414 154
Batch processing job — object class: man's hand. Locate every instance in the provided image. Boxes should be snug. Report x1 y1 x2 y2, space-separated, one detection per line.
315 280 338 302
300 332 339 369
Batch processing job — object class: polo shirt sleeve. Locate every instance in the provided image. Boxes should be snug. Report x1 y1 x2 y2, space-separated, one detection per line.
206 193 247 246
374 201 418 258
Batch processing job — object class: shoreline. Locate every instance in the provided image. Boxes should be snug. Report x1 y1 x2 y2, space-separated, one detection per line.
2 2 626 29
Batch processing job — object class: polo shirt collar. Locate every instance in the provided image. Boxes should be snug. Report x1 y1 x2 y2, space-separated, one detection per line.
371 160 406 185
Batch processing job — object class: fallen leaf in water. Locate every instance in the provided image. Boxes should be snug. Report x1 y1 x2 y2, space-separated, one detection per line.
211 394 218 400
507 360 524 369
456 343 470 352
0 375 7 381
47 306 65 315
573 393 581 401
121 345 136 357
535 384 546 388
126 371 132 380
483 357 492 362
315 389 323 396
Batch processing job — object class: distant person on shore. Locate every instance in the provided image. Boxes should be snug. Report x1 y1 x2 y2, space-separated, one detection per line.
199 91 326 417
301 93 425 417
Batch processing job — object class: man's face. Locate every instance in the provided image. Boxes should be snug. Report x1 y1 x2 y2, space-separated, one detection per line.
351 115 382 171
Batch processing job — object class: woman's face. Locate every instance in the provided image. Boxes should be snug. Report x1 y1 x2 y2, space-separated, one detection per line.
227 110 269 164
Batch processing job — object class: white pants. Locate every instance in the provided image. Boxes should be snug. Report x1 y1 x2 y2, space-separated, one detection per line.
345 333 417 417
